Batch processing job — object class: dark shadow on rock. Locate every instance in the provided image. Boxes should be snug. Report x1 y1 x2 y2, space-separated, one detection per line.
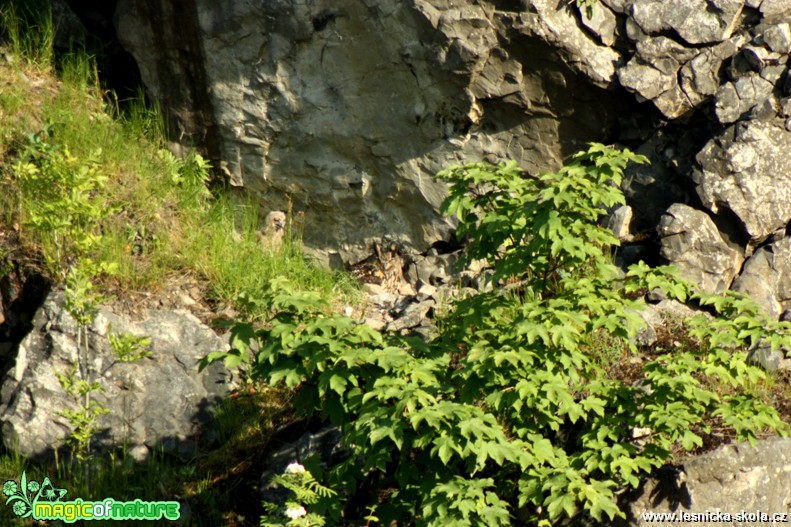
612 466 692 527
647 466 691 510
61 0 144 102
0 264 50 375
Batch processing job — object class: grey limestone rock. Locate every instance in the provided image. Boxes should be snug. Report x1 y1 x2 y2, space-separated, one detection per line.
694 120 791 243
679 36 746 108
617 437 791 525
619 32 751 119
758 0 791 18
747 342 791 371
632 305 664 347
630 0 744 46
616 5 791 122
580 2 618 47
0 292 235 462
114 0 622 263
732 237 791 320
601 0 633 14
715 74 777 124
260 426 345 483
658 203 743 294
606 205 634 242
762 23 791 54
259 426 347 505
618 36 699 118
388 299 435 332
512 0 623 88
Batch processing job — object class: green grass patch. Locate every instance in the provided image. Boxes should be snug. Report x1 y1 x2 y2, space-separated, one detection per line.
0 41 359 316
0 0 54 69
0 5 360 525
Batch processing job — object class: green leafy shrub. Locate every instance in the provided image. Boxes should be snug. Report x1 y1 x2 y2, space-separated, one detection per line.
108 326 153 362
57 261 116 463
12 126 122 461
55 363 108 461
13 128 111 279
191 144 790 524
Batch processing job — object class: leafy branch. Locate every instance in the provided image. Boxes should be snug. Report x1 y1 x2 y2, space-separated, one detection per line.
206 144 789 525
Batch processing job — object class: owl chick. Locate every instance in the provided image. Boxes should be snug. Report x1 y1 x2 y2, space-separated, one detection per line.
259 210 287 250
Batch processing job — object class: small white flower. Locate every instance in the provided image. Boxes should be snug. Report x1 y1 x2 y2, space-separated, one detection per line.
285 462 306 474
285 505 307 519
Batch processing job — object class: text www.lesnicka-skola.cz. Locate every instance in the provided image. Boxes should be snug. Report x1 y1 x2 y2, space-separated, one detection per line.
642 510 789 523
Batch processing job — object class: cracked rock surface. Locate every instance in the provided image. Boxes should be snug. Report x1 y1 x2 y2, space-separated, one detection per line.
112 0 791 301
0 292 235 462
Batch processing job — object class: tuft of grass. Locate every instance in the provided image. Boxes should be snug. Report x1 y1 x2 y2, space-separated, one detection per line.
180 194 360 315
120 87 167 140
57 46 98 90
0 0 54 69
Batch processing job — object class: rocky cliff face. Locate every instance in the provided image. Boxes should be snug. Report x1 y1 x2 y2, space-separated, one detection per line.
114 0 625 263
114 0 791 310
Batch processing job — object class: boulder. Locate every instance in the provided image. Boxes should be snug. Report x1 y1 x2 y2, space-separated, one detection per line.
732 237 791 320
758 0 791 18
618 36 699 118
260 426 345 485
630 0 744 46
715 74 777 125
679 36 746 108
747 342 791 371
259 425 348 505
0 292 235 462
617 12 791 120
657 204 743 293
616 437 791 525
694 120 791 243
632 305 664 347
515 0 622 87
388 299 435 332
762 23 791 55
618 29 758 120
606 205 634 242
601 0 631 14
579 2 618 47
